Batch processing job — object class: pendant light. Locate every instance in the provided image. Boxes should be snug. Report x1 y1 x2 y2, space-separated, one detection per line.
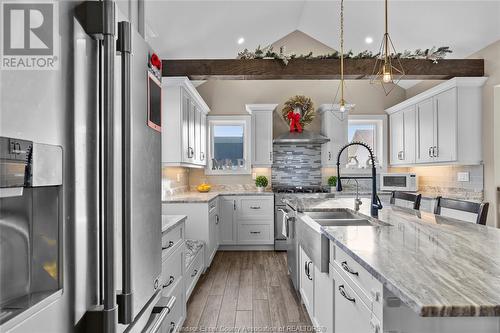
331 0 354 121
370 0 405 95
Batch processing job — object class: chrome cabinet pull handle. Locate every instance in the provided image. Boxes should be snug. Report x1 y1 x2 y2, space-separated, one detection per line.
341 261 359 276
215 214 219 224
200 152 205 161
250 231 261 234
250 206 261 209
191 269 198 277
306 261 313 280
328 152 332 160
162 240 174 250
433 146 438 157
233 200 236 210
269 151 273 162
428 147 433 158
339 285 355 303
163 276 175 288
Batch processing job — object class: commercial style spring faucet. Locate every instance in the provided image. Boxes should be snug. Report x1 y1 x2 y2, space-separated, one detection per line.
336 142 383 218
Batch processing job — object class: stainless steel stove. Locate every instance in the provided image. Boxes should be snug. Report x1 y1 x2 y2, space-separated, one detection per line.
273 186 333 251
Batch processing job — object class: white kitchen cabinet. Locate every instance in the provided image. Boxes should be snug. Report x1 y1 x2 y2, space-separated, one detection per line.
386 77 486 166
162 77 210 168
246 104 277 167
318 105 348 167
162 199 218 269
314 265 334 333
299 246 314 316
332 266 382 333
219 197 237 245
390 106 416 165
416 98 435 163
208 202 219 261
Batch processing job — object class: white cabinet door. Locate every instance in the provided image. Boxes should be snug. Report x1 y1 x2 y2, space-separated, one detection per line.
402 107 416 164
332 267 381 333
194 107 202 165
219 197 236 244
188 100 196 163
208 210 218 262
252 110 273 167
314 265 333 333
299 246 314 317
181 90 191 163
321 111 348 167
200 113 207 165
390 111 404 165
434 88 457 163
416 98 435 163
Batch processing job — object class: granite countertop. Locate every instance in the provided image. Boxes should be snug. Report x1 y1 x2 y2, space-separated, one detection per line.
162 190 274 203
161 215 187 233
286 196 500 317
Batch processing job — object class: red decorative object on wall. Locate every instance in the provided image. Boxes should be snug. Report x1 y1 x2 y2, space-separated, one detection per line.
287 111 303 133
150 53 162 70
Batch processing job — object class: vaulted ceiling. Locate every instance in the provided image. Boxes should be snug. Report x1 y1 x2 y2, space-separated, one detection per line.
145 1 500 60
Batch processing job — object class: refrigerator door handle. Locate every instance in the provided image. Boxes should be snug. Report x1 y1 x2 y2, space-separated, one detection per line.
144 296 177 333
116 20 133 325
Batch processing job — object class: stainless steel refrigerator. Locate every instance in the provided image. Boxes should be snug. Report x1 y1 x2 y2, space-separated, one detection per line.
0 1 168 332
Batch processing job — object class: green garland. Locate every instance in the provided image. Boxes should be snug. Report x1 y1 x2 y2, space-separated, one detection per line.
237 45 452 65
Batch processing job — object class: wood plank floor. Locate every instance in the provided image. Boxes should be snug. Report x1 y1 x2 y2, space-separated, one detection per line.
182 251 313 333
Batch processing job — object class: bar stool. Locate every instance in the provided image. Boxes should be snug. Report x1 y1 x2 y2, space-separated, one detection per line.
434 196 489 225
390 191 422 210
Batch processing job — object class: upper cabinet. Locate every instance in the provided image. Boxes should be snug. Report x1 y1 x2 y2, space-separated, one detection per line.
162 77 210 168
246 104 277 168
390 106 416 165
386 77 487 166
318 105 348 167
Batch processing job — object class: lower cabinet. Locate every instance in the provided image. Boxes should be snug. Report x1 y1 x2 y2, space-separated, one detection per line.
299 246 314 315
219 196 237 244
331 266 381 333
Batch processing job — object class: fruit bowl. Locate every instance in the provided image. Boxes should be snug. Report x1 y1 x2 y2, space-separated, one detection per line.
197 184 211 193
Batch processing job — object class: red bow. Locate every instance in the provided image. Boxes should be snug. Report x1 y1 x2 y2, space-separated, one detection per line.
150 53 162 70
287 111 303 133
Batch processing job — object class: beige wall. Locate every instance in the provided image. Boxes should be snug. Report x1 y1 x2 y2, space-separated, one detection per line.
404 40 500 227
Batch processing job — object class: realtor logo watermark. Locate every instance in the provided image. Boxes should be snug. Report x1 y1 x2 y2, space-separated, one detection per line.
1 1 59 70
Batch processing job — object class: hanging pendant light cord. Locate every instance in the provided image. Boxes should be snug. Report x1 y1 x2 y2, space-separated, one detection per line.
340 0 345 102
384 0 389 63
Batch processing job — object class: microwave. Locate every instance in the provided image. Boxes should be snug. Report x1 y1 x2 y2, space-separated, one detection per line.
380 173 418 192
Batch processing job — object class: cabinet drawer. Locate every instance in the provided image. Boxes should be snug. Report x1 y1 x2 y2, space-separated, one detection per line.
185 249 203 300
237 224 273 243
161 243 184 297
237 197 273 220
162 223 184 260
332 245 383 318
161 278 185 333
331 265 382 333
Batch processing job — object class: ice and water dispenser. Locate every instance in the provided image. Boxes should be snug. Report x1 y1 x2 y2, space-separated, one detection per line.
0 136 63 325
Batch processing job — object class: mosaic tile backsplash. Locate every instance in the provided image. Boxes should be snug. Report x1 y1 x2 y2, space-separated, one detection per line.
272 144 322 186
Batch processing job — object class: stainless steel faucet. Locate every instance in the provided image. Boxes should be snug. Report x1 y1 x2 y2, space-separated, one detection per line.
336 142 383 218
352 179 362 211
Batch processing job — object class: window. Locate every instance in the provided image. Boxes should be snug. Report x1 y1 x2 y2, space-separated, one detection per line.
346 115 387 170
206 116 251 175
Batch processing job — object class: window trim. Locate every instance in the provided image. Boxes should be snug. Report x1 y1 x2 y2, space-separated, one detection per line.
345 114 388 174
205 115 252 175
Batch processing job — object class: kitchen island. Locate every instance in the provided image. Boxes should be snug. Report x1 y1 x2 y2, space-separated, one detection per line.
285 197 500 333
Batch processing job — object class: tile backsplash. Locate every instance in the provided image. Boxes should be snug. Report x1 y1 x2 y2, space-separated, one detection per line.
272 144 322 187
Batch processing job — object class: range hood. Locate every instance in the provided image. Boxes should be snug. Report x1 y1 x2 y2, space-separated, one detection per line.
273 130 330 145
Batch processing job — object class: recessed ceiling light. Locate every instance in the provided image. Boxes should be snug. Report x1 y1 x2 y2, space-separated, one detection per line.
237 37 245 45
365 36 373 44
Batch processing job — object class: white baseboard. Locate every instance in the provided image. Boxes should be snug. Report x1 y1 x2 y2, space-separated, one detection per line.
218 245 275 251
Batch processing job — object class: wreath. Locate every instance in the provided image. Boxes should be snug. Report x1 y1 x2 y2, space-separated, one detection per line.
281 95 315 132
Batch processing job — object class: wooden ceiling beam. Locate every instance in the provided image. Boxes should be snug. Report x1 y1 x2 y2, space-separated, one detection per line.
161 58 484 80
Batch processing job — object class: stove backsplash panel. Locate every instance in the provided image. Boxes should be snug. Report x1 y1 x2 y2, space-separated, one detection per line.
272 144 322 187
